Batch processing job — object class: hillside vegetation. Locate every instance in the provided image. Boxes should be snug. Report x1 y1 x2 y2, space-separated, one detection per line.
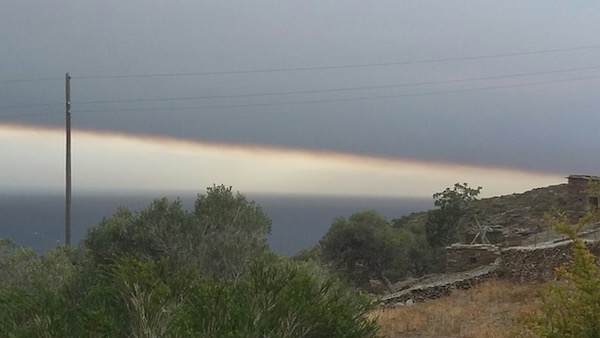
375 181 600 338
0 185 378 337
2 181 599 337
394 184 571 246
310 183 574 295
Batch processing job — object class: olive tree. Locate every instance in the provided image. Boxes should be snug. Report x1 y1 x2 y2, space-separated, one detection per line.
194 184 271 279
320 211 412 292
83 184 271 280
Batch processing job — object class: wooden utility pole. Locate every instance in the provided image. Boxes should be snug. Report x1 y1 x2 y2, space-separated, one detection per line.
65 73 71 246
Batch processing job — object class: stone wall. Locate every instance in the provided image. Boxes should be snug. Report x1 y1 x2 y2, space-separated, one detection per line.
381 263 499 307
445 244 501 273
382 238 600 308
499 239 600 282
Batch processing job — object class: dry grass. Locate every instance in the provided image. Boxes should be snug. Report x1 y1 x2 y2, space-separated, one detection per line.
371 279 544 338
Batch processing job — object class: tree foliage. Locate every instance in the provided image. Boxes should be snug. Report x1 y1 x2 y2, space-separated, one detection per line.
392 216 442 276
426 182 481 248
0 242 76 337
320 210 413 292
0 185 379 337
84 184 271 280
194 185 272 280
178 258 378 338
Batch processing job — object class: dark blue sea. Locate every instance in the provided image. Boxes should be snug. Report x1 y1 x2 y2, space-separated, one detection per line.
0 191 431 255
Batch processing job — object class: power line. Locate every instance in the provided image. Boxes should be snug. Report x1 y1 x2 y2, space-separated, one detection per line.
0 102 62 110
5 62 598 111
71 43 600 80
70 64 600 106
2 43 600 84
3 72 599 120
3 56 600 119
0 77 63 84
0 111 62 120
72 73 600 115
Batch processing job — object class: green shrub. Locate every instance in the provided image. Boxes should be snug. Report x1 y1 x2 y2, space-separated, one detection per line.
0 187 381 337
521 214 600 337
179 258 379 338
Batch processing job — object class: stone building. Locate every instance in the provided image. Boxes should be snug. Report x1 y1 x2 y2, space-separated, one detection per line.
567 174 600 222
443 175 600 273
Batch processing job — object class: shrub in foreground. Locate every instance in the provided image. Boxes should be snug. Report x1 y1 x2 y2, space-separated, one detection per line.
520 215 600 338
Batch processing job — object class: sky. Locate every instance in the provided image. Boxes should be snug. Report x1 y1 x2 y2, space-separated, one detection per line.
1 1 599 197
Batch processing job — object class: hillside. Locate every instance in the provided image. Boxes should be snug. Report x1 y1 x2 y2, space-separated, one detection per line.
393 183 574 246
372 279 542 338
375 179 600 338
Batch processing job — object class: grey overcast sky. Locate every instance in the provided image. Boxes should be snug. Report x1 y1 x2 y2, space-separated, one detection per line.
2 1 600 176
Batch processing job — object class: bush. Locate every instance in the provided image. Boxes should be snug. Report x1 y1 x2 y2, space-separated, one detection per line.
0 187 380 337
178 258 380 338
64 256 380 337
520 214 600 337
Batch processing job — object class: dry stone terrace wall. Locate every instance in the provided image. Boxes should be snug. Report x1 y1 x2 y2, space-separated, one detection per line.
446 244 500 273
381 238 600 307
500 239 600 282
381 264 499 307
381 178 600 307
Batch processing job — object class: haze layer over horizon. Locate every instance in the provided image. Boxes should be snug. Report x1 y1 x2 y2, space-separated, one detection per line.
1 123 563 198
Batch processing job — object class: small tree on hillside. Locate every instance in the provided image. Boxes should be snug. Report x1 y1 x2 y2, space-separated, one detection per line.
426 182 482 248
320 211 412 292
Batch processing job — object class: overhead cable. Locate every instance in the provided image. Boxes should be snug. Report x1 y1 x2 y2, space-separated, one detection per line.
72 44 600 80
72 73 600 115
71 64 600 105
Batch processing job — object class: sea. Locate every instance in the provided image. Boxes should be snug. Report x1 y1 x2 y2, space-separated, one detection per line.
0 191 432 255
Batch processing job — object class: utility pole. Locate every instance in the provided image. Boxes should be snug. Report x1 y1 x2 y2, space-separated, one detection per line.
65 73 71 246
